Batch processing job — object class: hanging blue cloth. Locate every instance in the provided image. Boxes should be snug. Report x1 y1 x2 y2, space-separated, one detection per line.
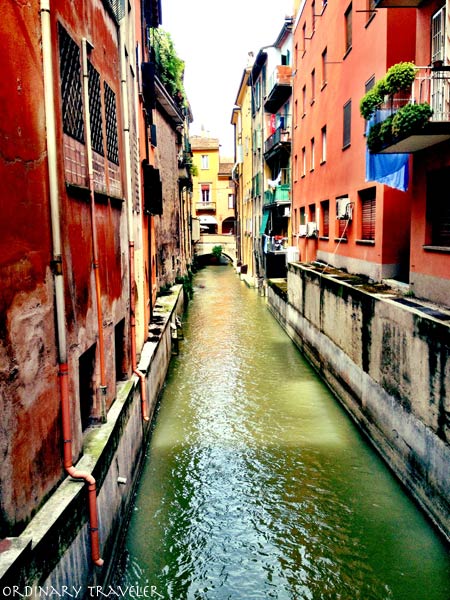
366 149 409 191
365 112 409 192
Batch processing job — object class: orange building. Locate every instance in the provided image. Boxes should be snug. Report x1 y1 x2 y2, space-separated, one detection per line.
291 0 416 282
372 0 450 304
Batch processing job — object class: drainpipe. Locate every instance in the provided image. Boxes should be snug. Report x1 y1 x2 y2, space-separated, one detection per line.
118 21 149 422
81 38 107 407
40 0 103 567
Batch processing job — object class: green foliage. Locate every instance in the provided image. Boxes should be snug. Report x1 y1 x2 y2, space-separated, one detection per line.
367 104 432 153
150 28 186 104
385 62 418 94
212 245 222 259
391 102 432 137
360 62 418 120
360 88 385 120
175 272 194 300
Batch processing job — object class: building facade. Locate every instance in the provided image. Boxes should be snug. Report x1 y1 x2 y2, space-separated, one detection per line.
0 0 193 581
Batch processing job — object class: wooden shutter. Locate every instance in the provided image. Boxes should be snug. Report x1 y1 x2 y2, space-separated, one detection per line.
362 193 376 240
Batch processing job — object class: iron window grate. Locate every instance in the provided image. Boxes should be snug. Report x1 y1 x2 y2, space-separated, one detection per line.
88 62 104 156
104 83 119 165
104 0 125 21
58 24 84 144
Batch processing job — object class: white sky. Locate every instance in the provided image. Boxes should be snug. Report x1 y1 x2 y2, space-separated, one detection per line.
161 0 294 158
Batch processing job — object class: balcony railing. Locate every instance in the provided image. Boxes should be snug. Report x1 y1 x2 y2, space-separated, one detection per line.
372 67 450 153
264 184 291 206
264 65 292 113
265 124 291 155
196 202 216 211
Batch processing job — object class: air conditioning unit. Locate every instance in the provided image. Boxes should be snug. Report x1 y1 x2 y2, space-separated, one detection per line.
306 221 318 237
299 224 307 237
336 197 352 220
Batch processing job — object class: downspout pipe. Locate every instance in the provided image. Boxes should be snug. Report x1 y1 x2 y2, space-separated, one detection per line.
81 38 107 401
118 21 149 422
40 0 103 567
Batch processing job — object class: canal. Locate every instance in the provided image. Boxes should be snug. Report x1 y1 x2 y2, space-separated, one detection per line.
117 265 450 599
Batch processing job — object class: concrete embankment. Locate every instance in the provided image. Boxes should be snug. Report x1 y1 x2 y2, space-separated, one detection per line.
266 263 450 543
0 285 184 595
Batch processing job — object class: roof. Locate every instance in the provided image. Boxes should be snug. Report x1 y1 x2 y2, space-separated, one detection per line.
190 135 220 150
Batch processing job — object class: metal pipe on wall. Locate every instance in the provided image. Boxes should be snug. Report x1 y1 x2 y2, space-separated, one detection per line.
118 19 149 422
40 0 103 567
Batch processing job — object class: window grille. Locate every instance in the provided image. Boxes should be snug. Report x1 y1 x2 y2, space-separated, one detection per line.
431 7 446 64
104 83 119 165
58 24 84 143
104 0 125 21
88 62 104 156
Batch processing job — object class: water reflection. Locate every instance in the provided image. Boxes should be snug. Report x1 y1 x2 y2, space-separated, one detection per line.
119 266 450 600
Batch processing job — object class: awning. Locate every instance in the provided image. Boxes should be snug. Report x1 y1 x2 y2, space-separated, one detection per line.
198 215 218 224
260 211 270 235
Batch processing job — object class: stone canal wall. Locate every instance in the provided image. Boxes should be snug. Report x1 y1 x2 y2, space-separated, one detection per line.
267 263 450 542
0 286 185 596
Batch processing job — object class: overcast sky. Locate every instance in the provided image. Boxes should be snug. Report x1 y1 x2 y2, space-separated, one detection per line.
161 0 294 158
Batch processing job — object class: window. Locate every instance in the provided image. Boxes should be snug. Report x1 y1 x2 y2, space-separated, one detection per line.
201 184 210 202
79 344 96 430
360 187 376 241
310 137 315 171
201 154 209 169
431 6 445 63
300 207 306 225
88 62 104 156
104 83 119 165
321 200 330 237
321 48 327 87
302 85 307 115
294 154 299 181
58 25 84 143
343 99 352 148
321 126 327 163
345 4 352 53
302 23 307 51
312 1 316 32
228 194 234 209
309 203 316 224
311 69 316 103
427 167 450 246
302 146 306 176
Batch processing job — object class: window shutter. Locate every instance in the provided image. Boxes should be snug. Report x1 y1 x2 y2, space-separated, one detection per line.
361 194 376 240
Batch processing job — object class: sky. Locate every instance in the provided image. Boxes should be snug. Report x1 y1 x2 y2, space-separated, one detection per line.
161 0 294 158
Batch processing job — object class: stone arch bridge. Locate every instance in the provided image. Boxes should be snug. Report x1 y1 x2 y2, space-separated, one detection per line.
194 234 237 265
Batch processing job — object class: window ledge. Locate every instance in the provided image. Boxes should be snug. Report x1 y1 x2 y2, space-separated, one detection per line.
356 239 375 246
365 13 376 28
343 46 352 60
342 143 351 151
334 237 348 243
319 236 329 241
423 245 450 253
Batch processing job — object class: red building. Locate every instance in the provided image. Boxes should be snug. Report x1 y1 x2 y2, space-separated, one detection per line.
0 0 192 570
372 0 450 303
291 0 417 283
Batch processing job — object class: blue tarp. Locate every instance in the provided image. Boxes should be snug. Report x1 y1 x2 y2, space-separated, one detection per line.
365 112 409 192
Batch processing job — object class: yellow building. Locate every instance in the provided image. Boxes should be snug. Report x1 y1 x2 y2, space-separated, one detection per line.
232 67 255 285
190 134 235 235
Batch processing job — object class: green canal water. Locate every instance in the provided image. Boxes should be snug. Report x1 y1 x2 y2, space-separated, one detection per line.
118 265 450 600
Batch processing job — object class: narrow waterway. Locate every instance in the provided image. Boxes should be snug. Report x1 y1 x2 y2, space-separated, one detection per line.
118 266 450 600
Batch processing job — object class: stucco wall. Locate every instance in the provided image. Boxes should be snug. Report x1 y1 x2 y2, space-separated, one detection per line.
267 263 450 541
0 286 185 593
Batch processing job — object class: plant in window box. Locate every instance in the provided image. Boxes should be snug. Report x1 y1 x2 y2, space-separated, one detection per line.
391 102 433 138
385 62 418 95
367 115 395 153
360 87 385 121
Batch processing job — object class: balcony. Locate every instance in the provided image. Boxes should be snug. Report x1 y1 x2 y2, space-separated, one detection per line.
264 123 291 158
264 184 291 207
196 202 216 212
264 65 292 113
370 68 450 154
374 0 423 7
